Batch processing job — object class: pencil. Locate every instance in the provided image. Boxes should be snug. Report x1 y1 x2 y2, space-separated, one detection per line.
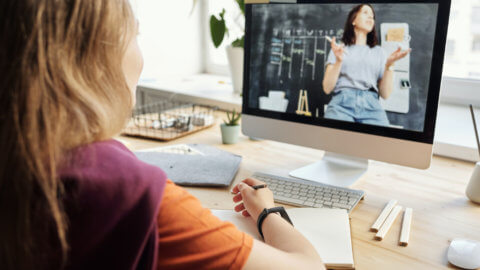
252 184 267 190
469 104 480 158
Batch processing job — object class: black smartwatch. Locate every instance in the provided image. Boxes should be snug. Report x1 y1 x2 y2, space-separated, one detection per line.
257 206 294 239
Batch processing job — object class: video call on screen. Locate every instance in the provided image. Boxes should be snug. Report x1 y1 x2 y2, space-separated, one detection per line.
247 3 439 132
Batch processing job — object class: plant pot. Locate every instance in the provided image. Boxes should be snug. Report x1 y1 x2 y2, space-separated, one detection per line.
225 45 244 95
220 124 240 144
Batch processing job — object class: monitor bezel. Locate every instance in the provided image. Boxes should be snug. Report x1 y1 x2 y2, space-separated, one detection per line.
242 0 451 144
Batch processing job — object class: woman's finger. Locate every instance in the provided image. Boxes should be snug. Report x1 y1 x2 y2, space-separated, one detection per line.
233 193 243 203
231 184 240 194
331 37 337 49
242 210 251 217
242 178 265 186
234 203 245 212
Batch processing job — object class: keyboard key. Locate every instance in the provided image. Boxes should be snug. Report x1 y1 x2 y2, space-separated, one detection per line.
275 195 305 205
304 201 315 207
333 203 350 209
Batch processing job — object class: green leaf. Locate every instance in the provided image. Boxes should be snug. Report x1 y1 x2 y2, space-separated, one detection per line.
226 111 231 123
231 35 244 48
210 9 226 48
225 109 241 125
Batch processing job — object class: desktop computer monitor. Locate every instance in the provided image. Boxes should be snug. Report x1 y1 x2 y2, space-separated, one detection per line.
242 0 451 187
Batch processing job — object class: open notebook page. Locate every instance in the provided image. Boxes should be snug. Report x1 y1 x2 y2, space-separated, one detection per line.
211 208 354 269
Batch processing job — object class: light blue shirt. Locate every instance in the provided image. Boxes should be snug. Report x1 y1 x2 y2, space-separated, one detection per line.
326 45 387 92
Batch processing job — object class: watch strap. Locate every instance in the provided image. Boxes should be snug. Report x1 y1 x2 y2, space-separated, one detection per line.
257 206 294 239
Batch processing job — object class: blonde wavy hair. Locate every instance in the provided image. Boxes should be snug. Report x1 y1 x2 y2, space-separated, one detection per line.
0 0 135 268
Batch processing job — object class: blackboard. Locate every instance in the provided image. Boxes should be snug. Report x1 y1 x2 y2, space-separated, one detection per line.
247 3 438 131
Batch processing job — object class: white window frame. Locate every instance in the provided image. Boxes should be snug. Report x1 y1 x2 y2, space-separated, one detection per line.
441 77 480 106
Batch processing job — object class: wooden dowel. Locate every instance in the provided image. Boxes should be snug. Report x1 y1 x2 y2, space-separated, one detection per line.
399 208 413 246
370 199 397 232
375 205 402 241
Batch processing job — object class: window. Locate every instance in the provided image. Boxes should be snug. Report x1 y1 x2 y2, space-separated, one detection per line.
130 0 203 80
443 2 480 80
441 0 480 105
205 0 244 74
446 40 456 56
473 36 480 52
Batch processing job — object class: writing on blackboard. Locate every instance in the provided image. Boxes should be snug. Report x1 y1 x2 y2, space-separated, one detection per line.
269 28 343 80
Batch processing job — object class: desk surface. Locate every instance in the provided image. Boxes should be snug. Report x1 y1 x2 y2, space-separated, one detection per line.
118 116 480 270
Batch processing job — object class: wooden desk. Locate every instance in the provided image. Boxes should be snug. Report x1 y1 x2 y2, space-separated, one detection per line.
118 118 480 270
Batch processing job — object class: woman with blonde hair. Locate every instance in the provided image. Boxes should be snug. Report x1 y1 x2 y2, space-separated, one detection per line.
0 1 324 269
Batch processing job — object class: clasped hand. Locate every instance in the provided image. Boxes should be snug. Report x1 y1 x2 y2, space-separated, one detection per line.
231 178 275 223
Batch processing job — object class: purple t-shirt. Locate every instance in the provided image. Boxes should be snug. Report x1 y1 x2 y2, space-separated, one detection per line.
59 139 167 270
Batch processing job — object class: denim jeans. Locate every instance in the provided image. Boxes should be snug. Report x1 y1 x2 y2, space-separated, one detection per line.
324 89 390 126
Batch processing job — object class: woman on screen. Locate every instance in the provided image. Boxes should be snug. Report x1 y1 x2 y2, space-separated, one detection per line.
322 4 410 126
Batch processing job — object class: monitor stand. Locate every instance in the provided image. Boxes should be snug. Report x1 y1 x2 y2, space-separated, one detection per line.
289 152 368 187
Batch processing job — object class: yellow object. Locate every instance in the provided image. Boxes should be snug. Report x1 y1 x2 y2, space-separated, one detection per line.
296 89 312 117
386 28 405 42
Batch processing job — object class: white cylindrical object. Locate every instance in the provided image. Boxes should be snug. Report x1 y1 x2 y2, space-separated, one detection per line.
226 45 244 95
466 162 480 203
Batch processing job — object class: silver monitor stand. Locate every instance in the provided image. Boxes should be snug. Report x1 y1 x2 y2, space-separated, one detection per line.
289 152 368 187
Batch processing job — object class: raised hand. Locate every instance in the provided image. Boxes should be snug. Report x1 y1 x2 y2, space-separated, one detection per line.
386 47 411 68
330 37 345 63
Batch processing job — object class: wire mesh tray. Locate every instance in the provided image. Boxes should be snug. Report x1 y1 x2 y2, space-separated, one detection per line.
122 101 217 141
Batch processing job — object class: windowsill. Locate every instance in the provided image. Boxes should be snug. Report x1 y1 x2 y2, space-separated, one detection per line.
138 74 242 112
137 73 479 163
433 103 479 162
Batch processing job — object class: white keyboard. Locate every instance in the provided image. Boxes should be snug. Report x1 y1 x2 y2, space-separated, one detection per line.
252 172 365 213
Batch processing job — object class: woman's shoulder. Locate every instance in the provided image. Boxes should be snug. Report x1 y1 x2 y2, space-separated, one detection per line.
63 139 167 268
60 139 167 201
371 45 383 51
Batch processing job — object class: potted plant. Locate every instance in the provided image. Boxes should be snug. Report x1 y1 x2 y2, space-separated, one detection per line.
192 0 245 94
221 109 241 144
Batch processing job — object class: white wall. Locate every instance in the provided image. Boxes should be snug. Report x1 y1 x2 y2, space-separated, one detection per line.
130 0 205 80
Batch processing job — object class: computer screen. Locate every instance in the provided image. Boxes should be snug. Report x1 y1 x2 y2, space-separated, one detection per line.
243 1 449 144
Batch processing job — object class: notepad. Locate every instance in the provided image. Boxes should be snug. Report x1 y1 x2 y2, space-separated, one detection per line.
211 208 354 269
135 144 241 187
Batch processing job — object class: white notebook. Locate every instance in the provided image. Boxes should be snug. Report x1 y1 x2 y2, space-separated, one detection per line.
211 208 354 269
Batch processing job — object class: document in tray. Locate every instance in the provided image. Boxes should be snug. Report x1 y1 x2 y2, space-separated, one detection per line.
211 208 354 269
